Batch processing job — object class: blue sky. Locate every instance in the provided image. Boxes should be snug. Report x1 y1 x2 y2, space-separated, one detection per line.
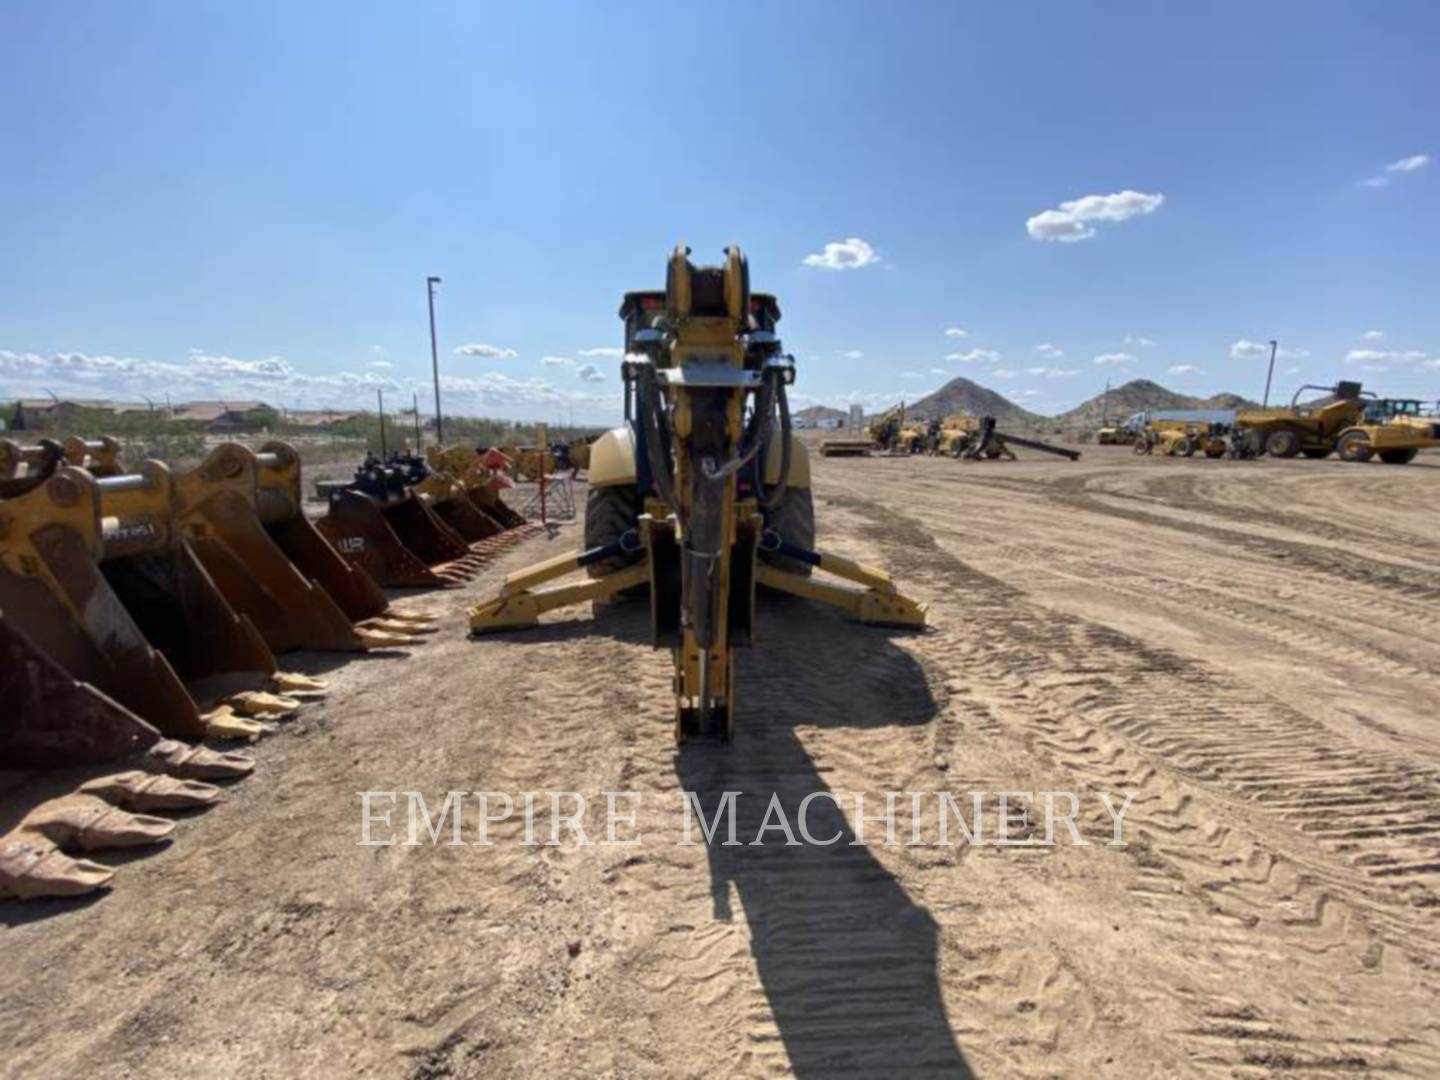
2 1 1436 422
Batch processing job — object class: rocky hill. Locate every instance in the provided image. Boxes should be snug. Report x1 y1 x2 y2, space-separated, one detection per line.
1056 380 1259 428
898 376 1046 426
792 404 848 425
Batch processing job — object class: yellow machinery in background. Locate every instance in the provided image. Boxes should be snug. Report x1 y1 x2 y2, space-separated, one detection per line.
1235 381 1369 459
1335 398 1440 464
469 245 925 740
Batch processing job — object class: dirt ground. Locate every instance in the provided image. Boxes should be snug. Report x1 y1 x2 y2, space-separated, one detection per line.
4 445 1440 1078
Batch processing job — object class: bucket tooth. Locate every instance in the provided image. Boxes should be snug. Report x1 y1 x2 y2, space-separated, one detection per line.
21 794 176 851
147 738 255 780
271 671 328 696
200 705 273 741
79 770 222 812
0 837 114 900
225 690 303 718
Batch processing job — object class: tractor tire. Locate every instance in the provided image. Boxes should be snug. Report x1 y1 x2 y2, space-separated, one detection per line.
1133 435 1152 455
1180 437 1197 458
1378 447 1419 465
1204 442 1225 459
760 486 815 578
1267 429 1302 458
1241 429 1268 457
1336 431 1373 463
1301 448 1332 460
583 484 642 578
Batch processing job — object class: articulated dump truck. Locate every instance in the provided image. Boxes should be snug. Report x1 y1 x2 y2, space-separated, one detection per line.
0 437 447 901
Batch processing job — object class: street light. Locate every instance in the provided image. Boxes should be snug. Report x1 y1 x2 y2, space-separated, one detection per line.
427 275 443 444
1263 339 1278 409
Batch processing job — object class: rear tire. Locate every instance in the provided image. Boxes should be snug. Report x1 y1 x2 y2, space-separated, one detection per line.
1378 447 1418 465
583 484 641 577
1336 431 1373 463
1267 429 1302 458
760 486 815 577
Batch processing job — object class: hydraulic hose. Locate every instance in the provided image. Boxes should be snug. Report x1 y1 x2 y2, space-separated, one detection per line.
759 372 790 512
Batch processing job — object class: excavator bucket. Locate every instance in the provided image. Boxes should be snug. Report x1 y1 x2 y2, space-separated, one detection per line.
0 462 274 743
252 441 397 623
0 615 160 767
174 443 411 651
62 436 124 477
315 488 464 588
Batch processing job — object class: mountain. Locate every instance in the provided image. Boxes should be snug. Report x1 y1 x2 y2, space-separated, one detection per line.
792 404 848 424
1057 380 1259 428
897 376 1045 426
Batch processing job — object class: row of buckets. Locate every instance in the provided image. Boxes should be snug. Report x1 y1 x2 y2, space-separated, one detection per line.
0 436 537 900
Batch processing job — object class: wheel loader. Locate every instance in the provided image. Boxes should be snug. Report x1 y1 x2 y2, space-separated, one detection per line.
469 245 925 741
1334 398 1440 464
1234 381 1370 459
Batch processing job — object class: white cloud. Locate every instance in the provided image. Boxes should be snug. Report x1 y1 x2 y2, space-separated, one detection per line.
1229 339 1309 360
541 355 574 367
1362 153 1430 188
1034 343 1064 358
1362 329 1385 341
1016 388 1041 398
1386 154 1430 174
1345 348 1429 365
575 363 606 383
944 327 968 339
945 348 1001 363
577 347 622 358
1124 336 1157 348
1167 364 1204 375
802 237 878 271
0 346 621 420
1025 190 1165 243
842 349 865 360
1093 352 1136 366
992 368 1018 379
901 371 924 379
367 359 393 369
1025 366 1079 377
454 343 518 360
1283 365 1301 375
929 367 948 376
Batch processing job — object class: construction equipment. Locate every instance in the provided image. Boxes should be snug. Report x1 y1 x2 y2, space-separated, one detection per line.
1235 381 1370 459
1334 399 1440 464
469 245 925 741
1095 426 1128 445
316 448 531 588
945 416 1080 462
1132 420 1237 459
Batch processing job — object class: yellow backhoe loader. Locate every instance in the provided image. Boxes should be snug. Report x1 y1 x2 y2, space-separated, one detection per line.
469 245 925 740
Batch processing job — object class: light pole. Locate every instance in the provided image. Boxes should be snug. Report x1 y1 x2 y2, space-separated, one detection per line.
1263 339 1278 409
427 275 443 444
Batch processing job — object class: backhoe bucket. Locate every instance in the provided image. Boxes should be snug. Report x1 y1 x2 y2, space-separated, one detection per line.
0 616 161 767
251 441 391 623
315 490 464 588
175 444 394 652
0 463 273 741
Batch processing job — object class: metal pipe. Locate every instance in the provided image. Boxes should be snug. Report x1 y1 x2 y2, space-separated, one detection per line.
427 275 443 444
1263 339 1277 408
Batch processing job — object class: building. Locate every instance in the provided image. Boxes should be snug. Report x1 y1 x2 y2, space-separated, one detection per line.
168 401 274 431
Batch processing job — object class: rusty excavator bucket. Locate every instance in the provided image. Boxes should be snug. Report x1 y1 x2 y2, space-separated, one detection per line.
251 442 433 639
0 460 276 746
173 443 418 651
428 445 530 531
316 457 491 588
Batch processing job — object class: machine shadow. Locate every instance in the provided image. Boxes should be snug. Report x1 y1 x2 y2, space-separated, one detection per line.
673 604 972 1078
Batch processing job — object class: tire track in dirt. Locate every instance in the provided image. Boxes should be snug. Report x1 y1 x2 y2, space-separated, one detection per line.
818 484 1440 1075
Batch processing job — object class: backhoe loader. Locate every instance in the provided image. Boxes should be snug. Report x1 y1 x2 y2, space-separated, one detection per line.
469 245 925 740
